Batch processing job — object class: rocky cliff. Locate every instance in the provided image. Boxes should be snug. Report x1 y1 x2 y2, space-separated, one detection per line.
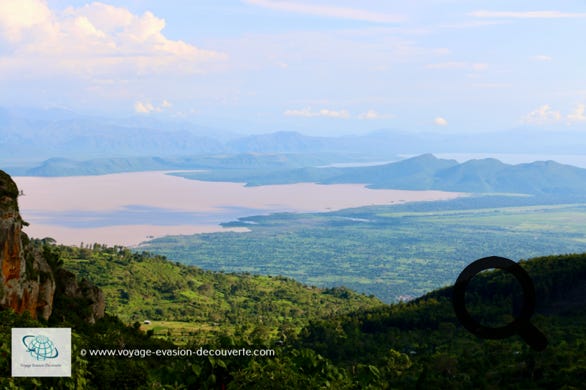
0 170 104 322
53 268 105 324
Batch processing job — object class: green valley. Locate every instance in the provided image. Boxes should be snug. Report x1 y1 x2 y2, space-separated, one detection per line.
141 196 586 303
58 244 382 344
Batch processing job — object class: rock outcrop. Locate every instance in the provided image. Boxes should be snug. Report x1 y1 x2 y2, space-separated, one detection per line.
54 268 105 324
0 170 55 320
0 169 104 323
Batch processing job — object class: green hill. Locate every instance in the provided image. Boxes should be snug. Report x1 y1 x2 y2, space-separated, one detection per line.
172 153 586 196
1 244 585 388
57 244 382 343
292 253 586 389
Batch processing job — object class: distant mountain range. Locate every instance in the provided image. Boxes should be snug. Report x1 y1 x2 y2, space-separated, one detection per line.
0 110 225 162
4 107 586 165
4 153 339 176
5 107 586 196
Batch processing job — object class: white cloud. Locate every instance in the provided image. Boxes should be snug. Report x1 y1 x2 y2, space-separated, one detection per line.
284 107 391 120
568 104 586 123
432 48 452 56
134 100 172 114
531 55 552 62
134 101 155 114
434 117 448 126
74 16 106 38
471 63 489 71
358 110 393 120
284 107 313 117
470 10 586 19
522 104 586 125
470 83 511 89
319 109 349 118
426 62 467 70
284 107 350 118
0 0 53 42
0 1 226 80
522 104 561 124
359 110 380 120
425 62 488 71
439 20 509 29
243 0 405 23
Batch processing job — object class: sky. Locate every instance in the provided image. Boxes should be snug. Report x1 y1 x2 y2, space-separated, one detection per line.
0 0 585 135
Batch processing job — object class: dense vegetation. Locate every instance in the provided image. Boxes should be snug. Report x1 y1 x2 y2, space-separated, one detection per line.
292 253 586 388
1 244 585 388
59 244 381 344
141 198 586 302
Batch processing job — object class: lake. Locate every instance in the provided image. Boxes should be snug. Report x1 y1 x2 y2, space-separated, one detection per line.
14 171 464 247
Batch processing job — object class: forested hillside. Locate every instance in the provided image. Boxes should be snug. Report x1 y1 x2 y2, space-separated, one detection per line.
294 253 586 388
1 245 585 388
58 244 382 344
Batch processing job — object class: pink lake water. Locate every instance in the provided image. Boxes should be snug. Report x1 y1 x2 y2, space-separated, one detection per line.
13 171 464 247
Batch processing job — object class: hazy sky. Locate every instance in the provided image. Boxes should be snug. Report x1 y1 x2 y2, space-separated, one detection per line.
1 0 585 135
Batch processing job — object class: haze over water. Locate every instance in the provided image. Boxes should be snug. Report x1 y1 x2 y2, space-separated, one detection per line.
14 171 463 247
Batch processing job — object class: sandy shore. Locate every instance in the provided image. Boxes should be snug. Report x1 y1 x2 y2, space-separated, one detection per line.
21 224 250 248
14 171 464 247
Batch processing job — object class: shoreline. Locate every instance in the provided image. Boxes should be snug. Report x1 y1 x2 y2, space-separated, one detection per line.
14 171 465 247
